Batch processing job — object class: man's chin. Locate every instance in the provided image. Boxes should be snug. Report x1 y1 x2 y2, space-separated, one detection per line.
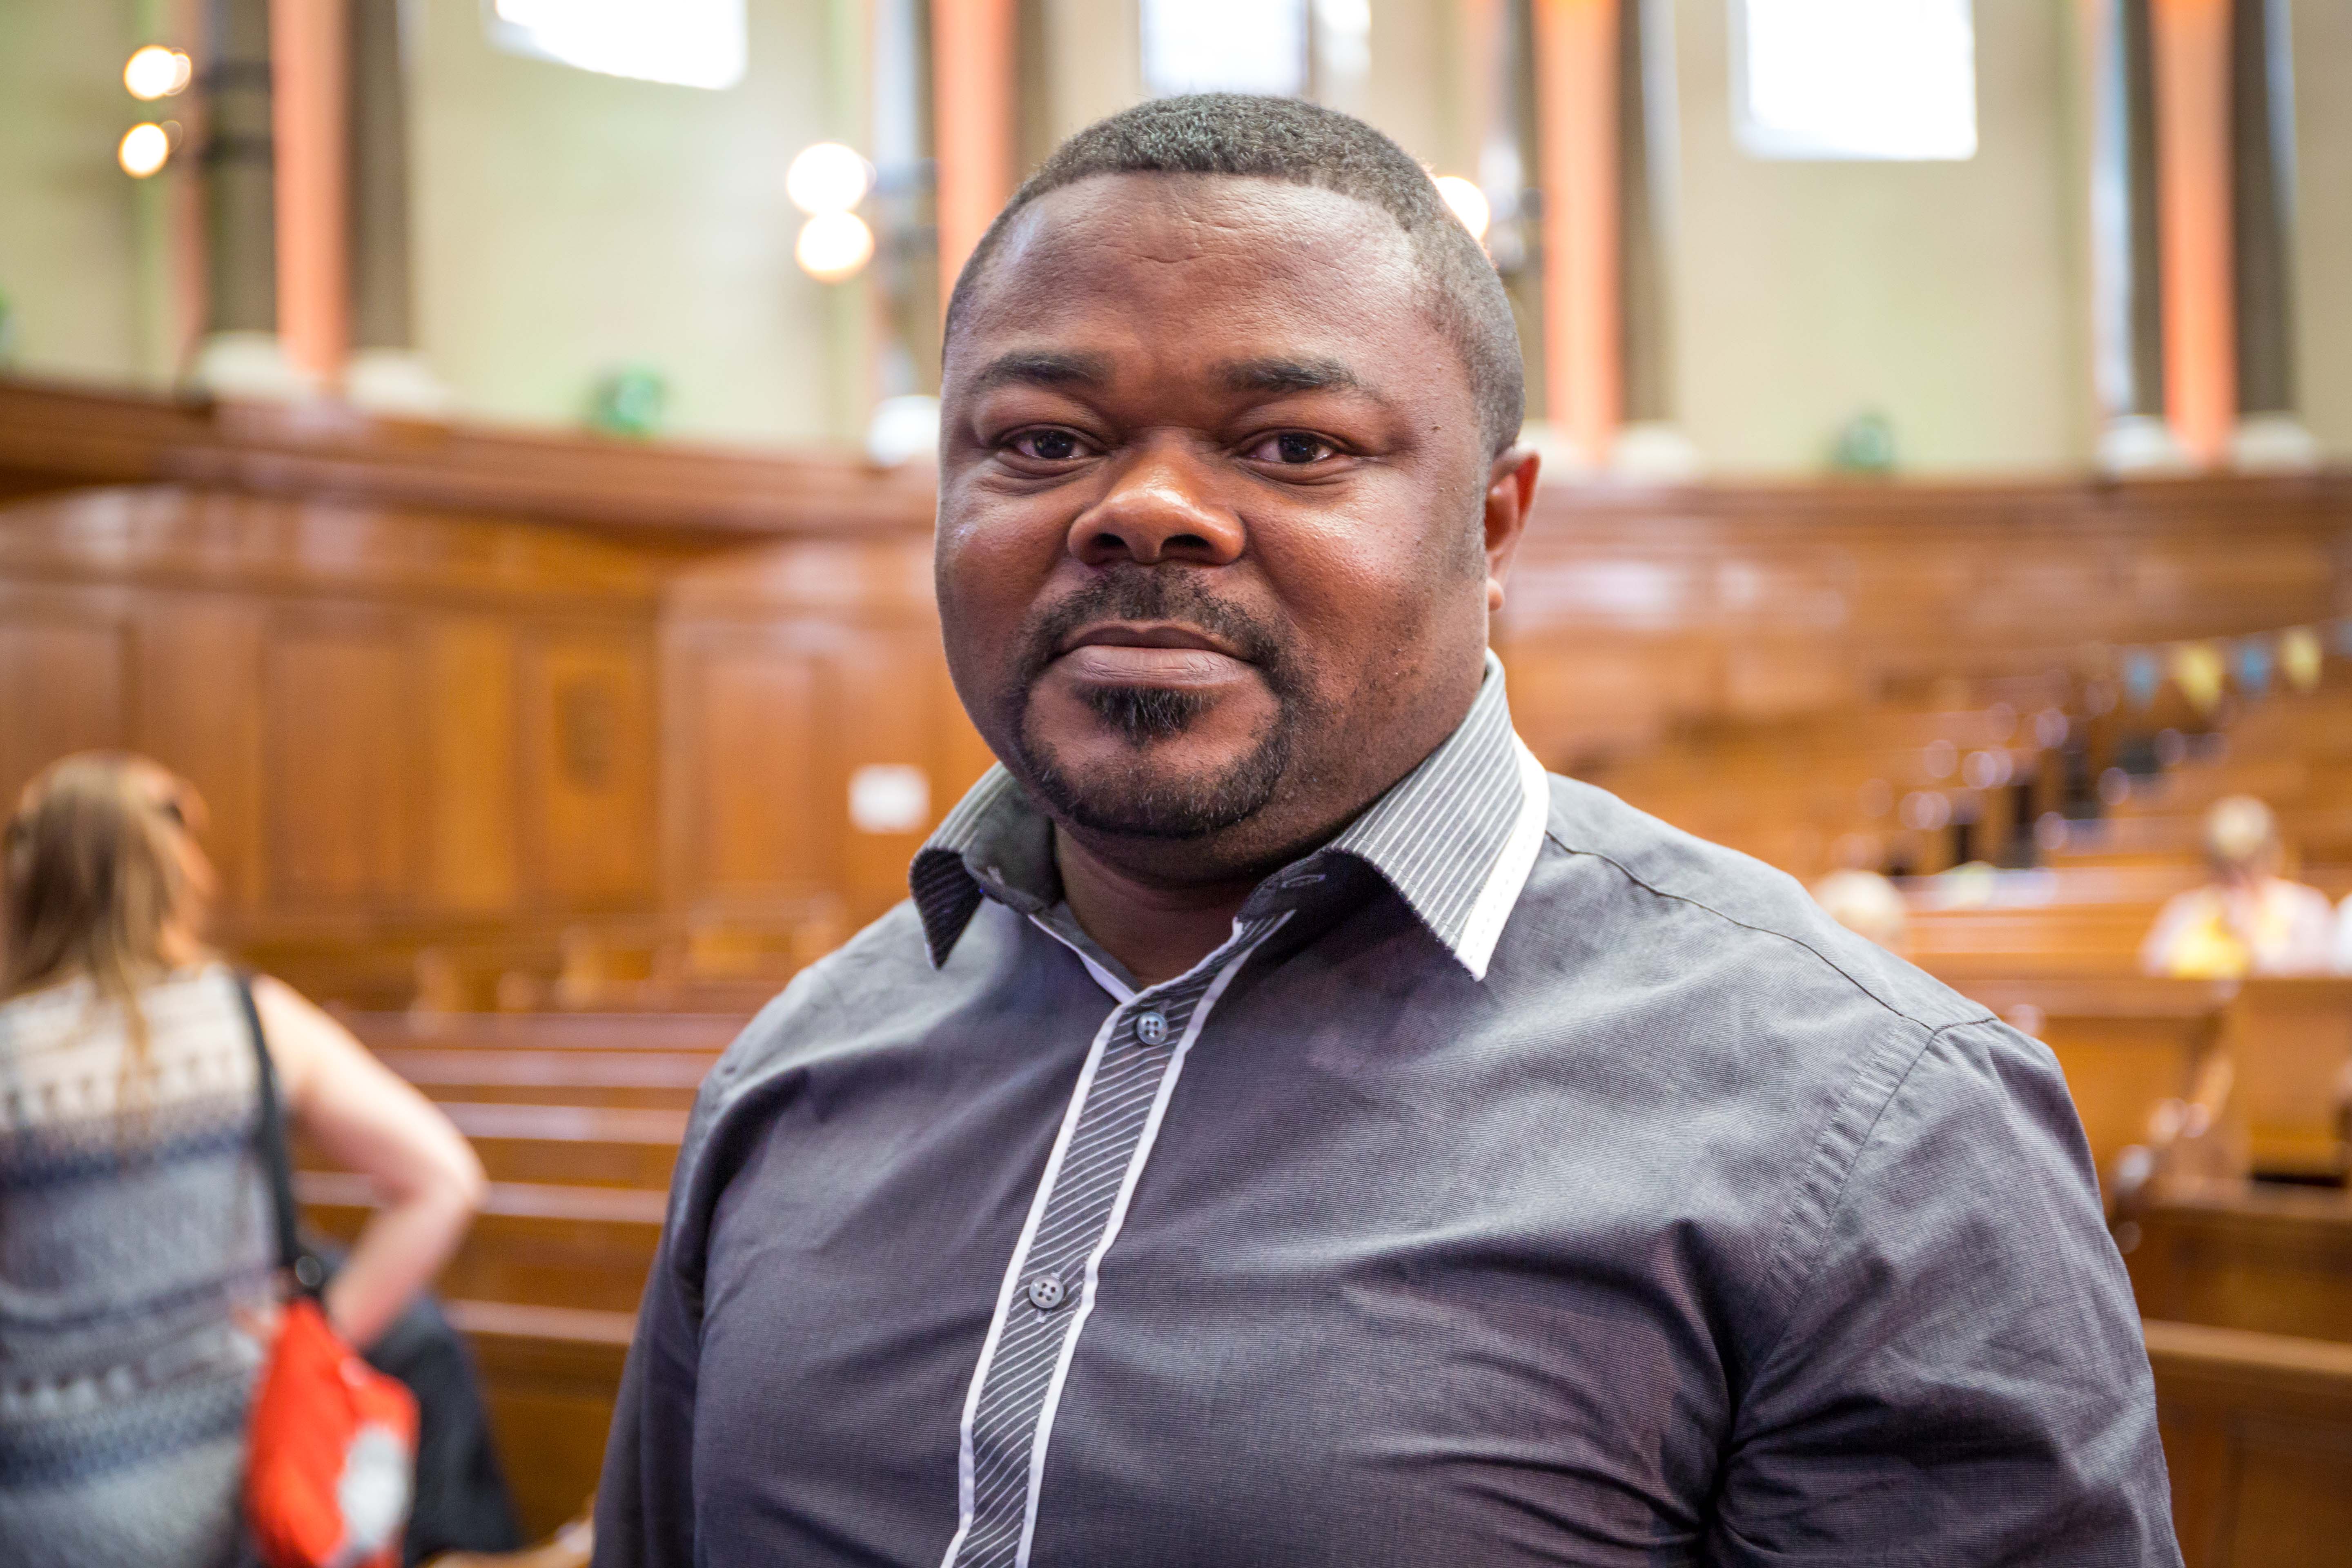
1016 734 1290 842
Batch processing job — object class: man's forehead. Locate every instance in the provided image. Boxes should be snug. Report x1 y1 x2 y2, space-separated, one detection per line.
964 174 1418 318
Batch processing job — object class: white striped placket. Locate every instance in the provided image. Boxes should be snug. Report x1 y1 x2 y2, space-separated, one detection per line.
938 911 1291 1568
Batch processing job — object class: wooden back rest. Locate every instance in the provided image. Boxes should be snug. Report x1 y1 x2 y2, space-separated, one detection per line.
2223 980 2352 1179
1938 973 2227 1182
2145 1318 2352 1567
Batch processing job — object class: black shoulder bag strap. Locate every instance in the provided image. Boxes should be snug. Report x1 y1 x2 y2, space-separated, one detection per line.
234 971 327 1298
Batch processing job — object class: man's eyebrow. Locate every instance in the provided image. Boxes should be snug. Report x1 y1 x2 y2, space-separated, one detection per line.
1219 357 1366 395
966 351 1114 394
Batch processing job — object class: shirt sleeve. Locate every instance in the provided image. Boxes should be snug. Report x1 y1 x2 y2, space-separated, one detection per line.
591 1211 703 1568
1707 1018 2183 1567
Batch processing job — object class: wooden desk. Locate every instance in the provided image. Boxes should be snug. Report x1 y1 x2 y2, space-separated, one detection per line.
2147 1319 2352 1567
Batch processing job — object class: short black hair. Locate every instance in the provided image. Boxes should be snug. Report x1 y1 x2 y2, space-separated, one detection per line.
944 94 1526 459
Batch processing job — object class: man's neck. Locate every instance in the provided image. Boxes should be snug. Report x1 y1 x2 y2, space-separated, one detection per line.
1054 831 1264 988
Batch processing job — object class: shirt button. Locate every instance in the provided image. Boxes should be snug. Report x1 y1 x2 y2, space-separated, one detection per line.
1025 1274 1067 1311
1134 1010 1168 1046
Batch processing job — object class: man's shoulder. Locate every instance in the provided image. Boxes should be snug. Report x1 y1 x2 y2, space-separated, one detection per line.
1518 775 2093 1301
1527 772 1995 1039
699 899 958 1098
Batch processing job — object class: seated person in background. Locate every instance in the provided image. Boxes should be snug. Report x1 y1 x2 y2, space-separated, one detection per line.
1809 866 1910 954
2140 794 2337 978
0 754 486 1568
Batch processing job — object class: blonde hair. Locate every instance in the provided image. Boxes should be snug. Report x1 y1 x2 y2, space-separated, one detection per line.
2202 795 2281 878
3 754 215 1074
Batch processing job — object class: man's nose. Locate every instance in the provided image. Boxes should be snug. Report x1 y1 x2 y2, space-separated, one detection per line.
1066 442 1245 568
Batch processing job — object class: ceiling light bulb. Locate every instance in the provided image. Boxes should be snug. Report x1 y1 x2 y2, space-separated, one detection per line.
1434 175 1491 242
787 142 874 215
795 211 874 282
125 45 193 100
118 122 172 178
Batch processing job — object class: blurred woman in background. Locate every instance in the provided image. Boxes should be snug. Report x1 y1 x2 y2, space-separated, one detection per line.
2140 794 2338 978
0 755 484 1568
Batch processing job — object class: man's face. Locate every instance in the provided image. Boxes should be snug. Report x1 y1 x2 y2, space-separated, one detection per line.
936 173 1528 878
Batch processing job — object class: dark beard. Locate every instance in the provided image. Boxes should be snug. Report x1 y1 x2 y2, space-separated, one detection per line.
1080 684 1211 745
1002 568 1305 840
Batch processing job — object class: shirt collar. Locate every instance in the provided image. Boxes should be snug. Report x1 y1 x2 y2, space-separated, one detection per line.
909 651 1549 981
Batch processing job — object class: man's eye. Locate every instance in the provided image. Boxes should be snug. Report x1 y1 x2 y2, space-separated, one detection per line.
1253 432 1336 465
1009 429 1084 461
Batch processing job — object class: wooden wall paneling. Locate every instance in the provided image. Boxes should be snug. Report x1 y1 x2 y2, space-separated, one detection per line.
829 624 956 925
0 590 131 811
261 608 419 908
133 594 268 912
661 536 947 921
666 628 829 907
521 626 656 910
420 615 521 916
932 649 1000 815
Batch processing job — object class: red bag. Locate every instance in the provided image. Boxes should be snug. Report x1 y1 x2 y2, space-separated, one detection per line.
237 975 421 1568
245 1298 421 1568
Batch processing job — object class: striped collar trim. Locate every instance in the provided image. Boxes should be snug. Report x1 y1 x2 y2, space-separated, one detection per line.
910 652 1548 980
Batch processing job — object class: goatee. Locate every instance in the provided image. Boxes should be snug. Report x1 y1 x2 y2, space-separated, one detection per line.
1002 568 1311 840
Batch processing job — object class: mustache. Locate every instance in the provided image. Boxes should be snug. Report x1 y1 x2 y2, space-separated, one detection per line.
1011 568 1292 694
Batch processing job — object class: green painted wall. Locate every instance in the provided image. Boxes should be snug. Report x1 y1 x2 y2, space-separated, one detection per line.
0 2 147 384
2291 0 2352 463
406 0 848 443
1666 0 2091 474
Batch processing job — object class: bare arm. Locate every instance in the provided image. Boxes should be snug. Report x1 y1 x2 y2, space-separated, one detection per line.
254 976 486 1350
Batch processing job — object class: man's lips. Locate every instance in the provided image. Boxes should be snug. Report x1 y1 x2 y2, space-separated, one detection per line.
1050 621 1254 686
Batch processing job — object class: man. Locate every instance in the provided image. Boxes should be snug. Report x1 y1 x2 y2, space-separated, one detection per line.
598 96 2177 1566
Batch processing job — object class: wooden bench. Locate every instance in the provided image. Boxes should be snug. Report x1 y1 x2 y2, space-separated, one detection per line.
343 1011 750 1054
370 1047 713 1110
443 1300 635 1542
296 1103 687 1190
299 1172 665 1316
297 1177 663 1535
307 1012 735 1530
2147 1319 2352 1566
2126 1183 2352 1345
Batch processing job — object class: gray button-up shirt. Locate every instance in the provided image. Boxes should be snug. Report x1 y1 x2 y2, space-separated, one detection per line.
596 659 2179 1567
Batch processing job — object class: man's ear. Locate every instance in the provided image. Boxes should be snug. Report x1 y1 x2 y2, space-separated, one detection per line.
1482 448 1540 613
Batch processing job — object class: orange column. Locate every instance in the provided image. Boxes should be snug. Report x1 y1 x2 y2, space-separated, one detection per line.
270 0 349 389
1532 0 1620 467
2150 0 2234 464
933 0 1018 312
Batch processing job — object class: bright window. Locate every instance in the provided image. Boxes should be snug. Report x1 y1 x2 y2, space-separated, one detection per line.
1732 0 1977 161
486 0 747 91
1140 0 1309 99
